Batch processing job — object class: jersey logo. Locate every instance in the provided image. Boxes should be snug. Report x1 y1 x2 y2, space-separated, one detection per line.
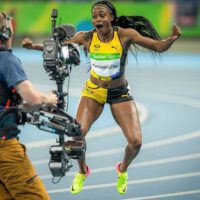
94 44 100 49
111 45 118 50
93 44 101 51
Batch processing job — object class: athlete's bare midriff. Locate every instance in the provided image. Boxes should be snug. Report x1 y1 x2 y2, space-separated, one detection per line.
90 75 126 89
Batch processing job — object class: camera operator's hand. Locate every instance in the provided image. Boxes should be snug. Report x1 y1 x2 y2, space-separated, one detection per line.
45 91 58 107
22 37 34 49
22 37 43 51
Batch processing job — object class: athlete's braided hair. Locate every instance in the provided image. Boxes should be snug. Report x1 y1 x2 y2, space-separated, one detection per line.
92 0 161 40
116 16 161 40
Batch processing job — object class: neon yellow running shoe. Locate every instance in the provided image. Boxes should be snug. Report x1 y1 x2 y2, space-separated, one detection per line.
70 166 91 195
115 162 128 195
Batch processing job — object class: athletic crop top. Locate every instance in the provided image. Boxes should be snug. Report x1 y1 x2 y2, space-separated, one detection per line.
89 27 127 81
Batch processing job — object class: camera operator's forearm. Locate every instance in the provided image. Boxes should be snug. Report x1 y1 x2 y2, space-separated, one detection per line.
25 91 58 111
23 94 57 112
21 93 54 111
16 80 57 111
21 103 38 112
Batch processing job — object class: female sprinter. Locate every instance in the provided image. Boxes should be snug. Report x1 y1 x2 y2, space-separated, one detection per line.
22 0 181 195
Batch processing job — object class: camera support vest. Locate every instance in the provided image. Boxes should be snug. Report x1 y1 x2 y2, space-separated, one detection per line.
0 81 22 137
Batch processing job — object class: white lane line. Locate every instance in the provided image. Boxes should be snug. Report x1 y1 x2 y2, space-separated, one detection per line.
25 126 122 149
142 130 200 149
47 172 200 194
86 130 200 159
33 130 200 166
140 92 200 109
122 190 200 200
25 126 200 150
25 127 121 149
39 153 200 179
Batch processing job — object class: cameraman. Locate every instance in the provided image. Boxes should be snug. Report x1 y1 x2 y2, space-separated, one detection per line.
0 12 58 199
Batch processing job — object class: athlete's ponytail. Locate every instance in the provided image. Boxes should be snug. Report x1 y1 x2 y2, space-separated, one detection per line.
116 16 161 40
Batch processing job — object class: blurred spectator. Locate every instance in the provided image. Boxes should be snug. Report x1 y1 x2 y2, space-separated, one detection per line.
175 0 199 27
7 8 17 32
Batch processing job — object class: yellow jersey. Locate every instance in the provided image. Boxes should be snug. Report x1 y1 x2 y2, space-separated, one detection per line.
89 28 127 81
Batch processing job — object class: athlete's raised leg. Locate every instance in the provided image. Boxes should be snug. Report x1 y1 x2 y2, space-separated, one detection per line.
75 96 104 172
70 96 104 194
110 100 142 194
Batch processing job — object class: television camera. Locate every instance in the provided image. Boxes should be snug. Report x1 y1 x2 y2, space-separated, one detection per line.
43 9 80 85
30 9 84 180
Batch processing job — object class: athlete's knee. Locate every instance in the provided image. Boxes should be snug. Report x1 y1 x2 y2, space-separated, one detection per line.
128 136 142 151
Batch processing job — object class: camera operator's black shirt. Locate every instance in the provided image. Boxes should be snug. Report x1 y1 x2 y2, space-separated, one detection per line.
0 48 28 132
0 49 28 89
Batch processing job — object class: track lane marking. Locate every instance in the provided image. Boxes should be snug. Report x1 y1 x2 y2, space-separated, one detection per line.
39 153 200 179
32 130 200 166
122 190 200 200
47 172 200 194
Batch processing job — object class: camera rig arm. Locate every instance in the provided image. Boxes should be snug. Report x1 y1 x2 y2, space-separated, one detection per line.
0 106 81 139
28 107 81 137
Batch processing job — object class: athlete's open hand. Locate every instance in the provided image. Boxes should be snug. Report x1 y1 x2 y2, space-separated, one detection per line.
170 25 181 41
22 37 33 49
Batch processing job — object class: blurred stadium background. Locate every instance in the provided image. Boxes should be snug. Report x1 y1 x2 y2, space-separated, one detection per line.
0 0 200 51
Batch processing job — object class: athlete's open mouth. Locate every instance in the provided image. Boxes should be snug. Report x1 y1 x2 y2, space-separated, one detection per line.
96 24 103 29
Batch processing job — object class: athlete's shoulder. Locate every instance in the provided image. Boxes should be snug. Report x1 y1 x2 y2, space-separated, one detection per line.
72 29 94 45
118 26 139 40
82 29 95 42
118 26 137 34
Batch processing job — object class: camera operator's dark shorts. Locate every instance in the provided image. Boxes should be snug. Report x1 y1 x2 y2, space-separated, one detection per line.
81 79 133 104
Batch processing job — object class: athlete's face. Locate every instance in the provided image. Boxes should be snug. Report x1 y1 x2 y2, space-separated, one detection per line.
92 6 114 34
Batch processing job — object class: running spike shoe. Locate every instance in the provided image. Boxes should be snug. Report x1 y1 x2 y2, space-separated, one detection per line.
115 162 128 195
70 166 91 195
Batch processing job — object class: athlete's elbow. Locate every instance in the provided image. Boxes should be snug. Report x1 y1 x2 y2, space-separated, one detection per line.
156 47 166 53
153 45 165 53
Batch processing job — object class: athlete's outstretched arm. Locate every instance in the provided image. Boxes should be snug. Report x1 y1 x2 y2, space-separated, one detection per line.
124 25 181 53
22 37 43 51
62 31 92 47
22 31 90 51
